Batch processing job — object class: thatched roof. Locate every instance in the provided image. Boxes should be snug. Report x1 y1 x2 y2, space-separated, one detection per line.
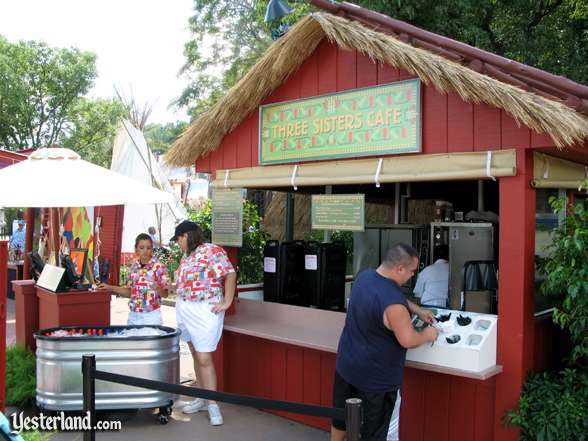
167 12 588 167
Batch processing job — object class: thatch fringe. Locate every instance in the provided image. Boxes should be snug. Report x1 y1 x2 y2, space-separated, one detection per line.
314 13 588 149
166 12 588 167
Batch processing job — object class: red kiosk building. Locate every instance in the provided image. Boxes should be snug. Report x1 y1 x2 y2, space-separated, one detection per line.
167 2 588 441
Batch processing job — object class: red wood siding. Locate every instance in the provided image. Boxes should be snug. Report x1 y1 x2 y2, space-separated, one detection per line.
221 331 336 431
218 332 497 438
96 205 124 285
495 149 536 441
400 369 495 441
0 150 26 168
197 41 555 174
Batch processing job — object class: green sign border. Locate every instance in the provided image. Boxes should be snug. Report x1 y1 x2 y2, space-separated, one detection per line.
259 79 421 165
311 194 365 232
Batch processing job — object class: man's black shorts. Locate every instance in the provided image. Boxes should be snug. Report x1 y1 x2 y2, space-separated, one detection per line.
332 370 398 441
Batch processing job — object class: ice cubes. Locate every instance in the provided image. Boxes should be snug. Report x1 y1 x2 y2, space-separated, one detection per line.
474 320 491 331
467 334 483 346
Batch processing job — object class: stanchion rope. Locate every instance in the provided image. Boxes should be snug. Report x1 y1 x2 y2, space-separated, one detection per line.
94 370 345 420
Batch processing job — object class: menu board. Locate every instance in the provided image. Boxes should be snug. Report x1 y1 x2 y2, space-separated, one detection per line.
212 188 243 247
311 194 365 231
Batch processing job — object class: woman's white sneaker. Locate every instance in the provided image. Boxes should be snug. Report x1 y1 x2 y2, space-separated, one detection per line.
182 398 206 414
207 404 223 426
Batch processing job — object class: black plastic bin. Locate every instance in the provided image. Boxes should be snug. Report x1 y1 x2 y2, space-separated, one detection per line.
303 241 322 307
263 240 281 303
303 241 347 310
263 240 306 305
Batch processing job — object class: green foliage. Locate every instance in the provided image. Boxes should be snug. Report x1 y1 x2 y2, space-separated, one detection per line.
153 241 184 281
20 431 54 441
189 198 269 284
0 208 23 234
179 0 588 115
6 346 36 408
145 121 189 155
505 369 588 441
304 229 354 273
304 229 353 252
0 36 97 150
537 189 588 363
119 263 129 287
177 0 311 117
59 98 127 167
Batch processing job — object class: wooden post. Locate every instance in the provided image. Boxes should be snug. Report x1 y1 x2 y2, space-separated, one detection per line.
494 149 536 441
49 207 61 261
23 207 35 279
0 240 8 412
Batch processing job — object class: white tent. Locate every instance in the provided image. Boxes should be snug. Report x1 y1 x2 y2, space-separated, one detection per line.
111 120 187 252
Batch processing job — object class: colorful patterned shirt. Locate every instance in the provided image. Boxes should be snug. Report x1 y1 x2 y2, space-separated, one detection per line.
176 243 235 302
126 257 169 313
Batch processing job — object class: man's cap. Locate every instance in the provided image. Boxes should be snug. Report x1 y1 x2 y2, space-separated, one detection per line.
171 220 199 241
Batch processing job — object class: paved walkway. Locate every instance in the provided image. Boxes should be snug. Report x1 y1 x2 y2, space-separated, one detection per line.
5 297 329 441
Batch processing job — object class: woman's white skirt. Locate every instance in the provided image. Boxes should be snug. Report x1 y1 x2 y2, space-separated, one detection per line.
127 309 163 326
176 297 224 352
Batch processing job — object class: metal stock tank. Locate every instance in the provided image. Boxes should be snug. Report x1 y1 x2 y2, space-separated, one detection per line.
34 326 180 422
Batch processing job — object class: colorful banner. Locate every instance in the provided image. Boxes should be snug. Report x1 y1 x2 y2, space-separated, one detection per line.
212 188 243 247
311 194 365 231
259 79 421 165
62 207 94 283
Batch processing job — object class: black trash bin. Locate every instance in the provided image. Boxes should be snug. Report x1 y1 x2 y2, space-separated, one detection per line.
303 241 347 310
278 240 306 306
303 241 321 308
263 240 306 305
263 240 281 303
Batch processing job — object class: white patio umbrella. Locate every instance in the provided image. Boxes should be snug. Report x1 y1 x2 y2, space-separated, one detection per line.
0 148 174 207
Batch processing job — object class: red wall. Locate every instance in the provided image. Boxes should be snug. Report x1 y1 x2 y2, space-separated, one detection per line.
196 40 555 174
401 369 496 441
95 205 124 285
219 331 497 439
495 149 536 441
220 331 336 431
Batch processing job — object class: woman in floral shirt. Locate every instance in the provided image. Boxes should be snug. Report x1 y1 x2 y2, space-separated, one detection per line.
171 220 236 426
105 233 169 325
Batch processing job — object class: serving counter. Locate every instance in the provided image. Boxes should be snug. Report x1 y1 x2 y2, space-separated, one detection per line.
220 298 502 435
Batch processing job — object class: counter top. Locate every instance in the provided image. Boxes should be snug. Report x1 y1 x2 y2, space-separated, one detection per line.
225 299 502 380
224 298 345 353
405 360 502 380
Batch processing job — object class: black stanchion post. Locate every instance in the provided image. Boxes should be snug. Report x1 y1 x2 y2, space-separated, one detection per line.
345 398 362 441
82 354 96 441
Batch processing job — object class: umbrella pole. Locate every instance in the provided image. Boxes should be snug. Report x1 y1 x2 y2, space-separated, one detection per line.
49 208 61 264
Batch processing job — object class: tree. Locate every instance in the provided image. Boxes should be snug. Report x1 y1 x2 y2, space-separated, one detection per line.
59 98 127 168
190 199 270 284
538 191 588 364
177 0 311 118
145 121 189 155
0 36 97 150
178 0 588 116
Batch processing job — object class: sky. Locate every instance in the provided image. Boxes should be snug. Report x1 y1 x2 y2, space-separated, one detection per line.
0 0 194 124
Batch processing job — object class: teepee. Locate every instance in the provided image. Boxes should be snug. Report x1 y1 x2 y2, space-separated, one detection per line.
110 119 187 252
